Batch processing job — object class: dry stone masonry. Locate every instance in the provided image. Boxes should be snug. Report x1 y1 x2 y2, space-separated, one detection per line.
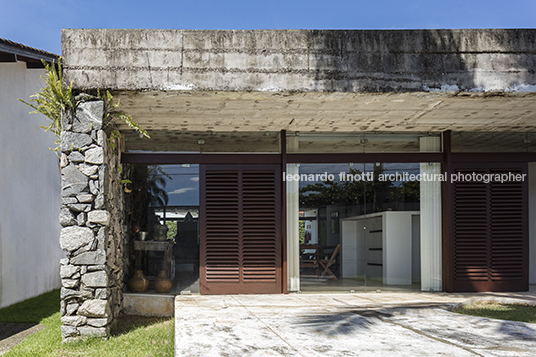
59 95 126 341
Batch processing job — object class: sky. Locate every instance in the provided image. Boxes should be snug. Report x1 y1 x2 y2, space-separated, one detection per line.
1 0 535 55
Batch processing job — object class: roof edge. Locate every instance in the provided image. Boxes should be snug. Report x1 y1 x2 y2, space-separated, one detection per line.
0 38 58 65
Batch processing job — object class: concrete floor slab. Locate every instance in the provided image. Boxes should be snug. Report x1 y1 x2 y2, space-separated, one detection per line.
175 291 536 356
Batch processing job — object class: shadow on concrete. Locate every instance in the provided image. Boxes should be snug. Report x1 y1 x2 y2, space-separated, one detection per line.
497 320 536 341
293 303 450 336
294 300 536 346
0 322 38 341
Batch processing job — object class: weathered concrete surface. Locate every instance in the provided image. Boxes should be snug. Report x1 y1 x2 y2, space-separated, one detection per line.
175 292 536 356
62 29 536 93
123 293 174 317
112 90 536 153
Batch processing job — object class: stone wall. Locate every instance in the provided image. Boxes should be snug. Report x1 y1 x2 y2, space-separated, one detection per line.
58 96 125 341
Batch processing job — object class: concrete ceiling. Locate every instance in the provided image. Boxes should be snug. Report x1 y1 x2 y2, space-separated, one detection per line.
114 90 536 152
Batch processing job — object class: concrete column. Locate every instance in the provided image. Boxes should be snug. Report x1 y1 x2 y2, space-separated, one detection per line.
286 136 300 292
58 96 125 341
419 137 442 291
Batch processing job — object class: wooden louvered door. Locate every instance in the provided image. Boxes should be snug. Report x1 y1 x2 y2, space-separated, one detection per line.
200 164 282 294
452 163 528 292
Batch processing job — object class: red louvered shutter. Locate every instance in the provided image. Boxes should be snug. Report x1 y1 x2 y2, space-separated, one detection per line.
200 164 282 294
452 163 528 292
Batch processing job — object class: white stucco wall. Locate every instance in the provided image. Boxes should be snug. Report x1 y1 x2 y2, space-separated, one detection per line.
0 61 63 308
529 163 536 285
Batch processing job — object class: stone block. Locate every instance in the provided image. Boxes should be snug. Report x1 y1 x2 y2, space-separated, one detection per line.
88 210 110 226
61 315 87 327
76 193 94 203
95 288 109 299
78 326 110 338
61 153 68 168
60 226 94 252
61 164 89 197
60 287 92 300
97 227 106 250
78 299 111 318
76 212 86 226
88 265 106 272
86 316 111 328
68 203 92 213
62 279 79 289
61 110 73 131
97 130 105 146
71 250 106 265
72 100 103 133
81 270 108 287
61 197 78 205
61 325 79 338
85 147 104 165
59 207 77 227
94 193 105 209
68 151 85 163
60 258 69 266
60 300 66 316
60 265 80 278
78 164 99 176
89 180 99 195
60 131 93 153
66 303 79 315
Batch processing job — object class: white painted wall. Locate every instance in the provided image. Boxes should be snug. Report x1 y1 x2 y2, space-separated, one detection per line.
529 163 536 285
0 61 63 308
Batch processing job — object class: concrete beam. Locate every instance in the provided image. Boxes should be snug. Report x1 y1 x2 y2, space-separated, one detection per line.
62 29 536 93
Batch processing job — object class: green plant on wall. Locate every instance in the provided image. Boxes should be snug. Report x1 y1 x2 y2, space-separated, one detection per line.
18 58 76 153
99 89 150 146
19 57 149 155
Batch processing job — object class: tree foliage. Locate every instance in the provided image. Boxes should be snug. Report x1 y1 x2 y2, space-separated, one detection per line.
299 166 420 212
147 166 171 207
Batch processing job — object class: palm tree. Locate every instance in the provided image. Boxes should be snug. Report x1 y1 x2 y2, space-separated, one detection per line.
147 166 171 207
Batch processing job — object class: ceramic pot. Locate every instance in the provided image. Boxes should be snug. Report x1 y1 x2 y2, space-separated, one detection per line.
154 270 172 293
128 270 149 292
153 223 168 241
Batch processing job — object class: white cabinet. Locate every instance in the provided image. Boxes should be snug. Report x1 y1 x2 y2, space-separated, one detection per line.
341 211 420 285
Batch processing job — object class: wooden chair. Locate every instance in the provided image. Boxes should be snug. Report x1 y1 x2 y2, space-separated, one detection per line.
299 244 320 277
319 244 341 280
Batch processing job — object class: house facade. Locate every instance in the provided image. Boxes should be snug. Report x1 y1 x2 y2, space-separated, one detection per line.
0 39 62 308
58 29 536 339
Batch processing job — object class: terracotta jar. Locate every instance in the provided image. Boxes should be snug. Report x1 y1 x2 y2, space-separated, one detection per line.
154 270 172 293
128 270 149 292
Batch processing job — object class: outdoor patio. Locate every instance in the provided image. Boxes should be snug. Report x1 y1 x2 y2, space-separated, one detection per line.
175 288 536 356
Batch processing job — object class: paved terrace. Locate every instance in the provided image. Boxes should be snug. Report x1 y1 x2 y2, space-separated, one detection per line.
176 289 536 356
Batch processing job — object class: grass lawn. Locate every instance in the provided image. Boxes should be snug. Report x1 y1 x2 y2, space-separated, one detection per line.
0 290 174 357
452 300 536 324
0 289 60 323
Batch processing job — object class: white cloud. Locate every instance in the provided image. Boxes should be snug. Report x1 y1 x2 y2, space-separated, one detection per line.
169 187 196 195
190 177 200 182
